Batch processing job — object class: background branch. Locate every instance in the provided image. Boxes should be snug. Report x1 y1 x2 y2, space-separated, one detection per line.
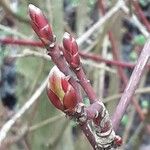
112 40 150 131
0 0 30 24
0 75 49 145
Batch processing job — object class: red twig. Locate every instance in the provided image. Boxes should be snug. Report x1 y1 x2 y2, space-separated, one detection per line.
80 52 135 68
0 37 146 69
131 0 150 32
0 38 43 47
75 68 97 103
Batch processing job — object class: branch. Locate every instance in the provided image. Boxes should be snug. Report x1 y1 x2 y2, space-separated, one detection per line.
0 75 49 145
0 38 146 69
0 0 30 24
46 120 70 148
122 108 135 146
127 122 144 147
0 37 43 47
0 0 122 46
112 39 150 131
104 86 150 103
121 3 150 38
11 49 116 73
81 59 116 73
131 0 150 32
29 114 64 132
11 49 51 61
0 24 28 39
0 125 28 149
76 0 124 46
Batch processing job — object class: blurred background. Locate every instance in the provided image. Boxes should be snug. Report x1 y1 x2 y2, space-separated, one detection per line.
0 0 150 150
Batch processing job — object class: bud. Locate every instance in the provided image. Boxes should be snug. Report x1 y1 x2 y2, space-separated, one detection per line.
47 66 78 113
63 32 80 69
114 135 122 147
28 4 55 46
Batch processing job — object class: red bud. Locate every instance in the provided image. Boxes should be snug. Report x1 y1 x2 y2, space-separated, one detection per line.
47 89 64 111
63 86 78 112
63 32 80 69
63 32 78 55
114 135 122 147
61 78 69 93
47 66 78 113
28 4 55 46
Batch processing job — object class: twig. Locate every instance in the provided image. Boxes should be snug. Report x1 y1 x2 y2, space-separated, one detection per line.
0 24 28 39
25 60 45 149
122 108 135 145
104 86 150 103
0 0 30 24
84 39 98 53
98 36 109 98
127 122 144 146
80 52 138 69
11 49 51 60
29 114 64 132
127 106 150 149
0 75 49 145
2 38 150 69
81 59 116 73
131 0 150 32
0 37 137 69
112 40 150 131
131 15 150 38
0 38 43 46
0 125 28 149
10 49 116 75
76 0 124 46
64 22 76 37
46 120 70 148
0 0 122 47
121 4 150 38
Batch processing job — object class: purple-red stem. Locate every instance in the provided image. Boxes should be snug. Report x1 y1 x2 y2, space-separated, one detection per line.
80 124 100 150
0 38 43 47
80 52 135 68
109 32 145 121
75 68 97 103
1 37 146 69
131 0 150 32
112 40 150 131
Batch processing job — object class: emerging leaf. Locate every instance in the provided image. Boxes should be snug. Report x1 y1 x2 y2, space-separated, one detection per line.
47 66 78 113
